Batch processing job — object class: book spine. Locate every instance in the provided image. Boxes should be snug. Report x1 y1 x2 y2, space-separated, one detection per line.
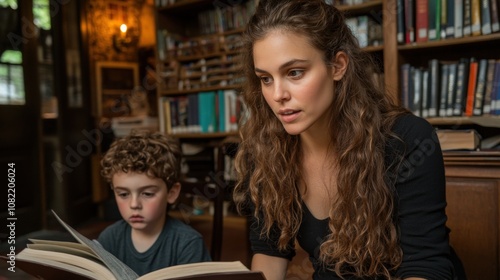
455 0 464 37
453 59 468 116
446 0 456 37
463 0 473 35
397 0 406 43
490 0 500 32
471 0 482 35
473 59 489 115
446 63 458 116
198 91 216 133
218 90 226 132
405 0 416 43
422 70 430 117
439 63 450 116
481 0 493 35
158 96 166 134
187 94 198 132
428 0 442 40
493 61 500 115
401 64 412 109
416 0 429 42
441 0 449 38
428 59 440 117
482 59 497 115
170 97 179 134
412 67 423 116
177 96 189 133
465 58 479 116
357 16 369 47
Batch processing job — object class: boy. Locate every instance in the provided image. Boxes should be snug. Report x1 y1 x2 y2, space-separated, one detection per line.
97 130 211 276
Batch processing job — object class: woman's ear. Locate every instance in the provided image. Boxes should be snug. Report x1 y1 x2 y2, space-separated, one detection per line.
166 182 181 204
331 51 349 81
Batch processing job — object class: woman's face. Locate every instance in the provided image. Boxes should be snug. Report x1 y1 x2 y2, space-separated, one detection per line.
253 30 344 136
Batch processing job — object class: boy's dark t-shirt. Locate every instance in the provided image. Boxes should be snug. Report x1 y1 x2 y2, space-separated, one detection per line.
97 216 211 276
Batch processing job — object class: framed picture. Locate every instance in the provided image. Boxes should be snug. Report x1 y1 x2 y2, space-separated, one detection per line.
95 61 139 118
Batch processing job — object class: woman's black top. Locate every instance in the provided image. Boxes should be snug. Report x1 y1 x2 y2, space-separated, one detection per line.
248 114 460 279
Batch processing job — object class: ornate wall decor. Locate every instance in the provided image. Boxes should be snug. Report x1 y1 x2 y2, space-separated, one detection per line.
87 0 143 62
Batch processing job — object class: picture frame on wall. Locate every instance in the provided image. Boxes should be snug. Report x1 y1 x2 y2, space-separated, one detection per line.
95 61 139 118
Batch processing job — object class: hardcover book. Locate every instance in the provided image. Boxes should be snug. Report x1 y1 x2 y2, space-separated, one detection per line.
8 211 266 280
437 129 482 151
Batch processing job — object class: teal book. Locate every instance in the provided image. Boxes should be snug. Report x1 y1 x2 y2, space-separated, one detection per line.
218 90 226 132
198 91 216 133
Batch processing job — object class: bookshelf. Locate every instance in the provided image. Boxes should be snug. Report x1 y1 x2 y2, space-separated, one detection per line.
394 1 500 277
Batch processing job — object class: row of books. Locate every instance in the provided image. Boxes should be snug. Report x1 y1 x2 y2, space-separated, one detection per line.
197 0 257 35
158 89 246 134
346 15 384 48
397 0 500 43
401 58 500 118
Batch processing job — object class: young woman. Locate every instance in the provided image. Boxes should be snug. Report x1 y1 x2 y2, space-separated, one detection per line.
233 0 464 279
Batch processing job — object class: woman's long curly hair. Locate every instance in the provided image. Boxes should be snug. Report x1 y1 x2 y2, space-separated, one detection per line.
233 0 408 278
101 130 182 188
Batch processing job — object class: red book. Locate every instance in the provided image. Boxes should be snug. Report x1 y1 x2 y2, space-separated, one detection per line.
465 59 478 116
416 0 429 42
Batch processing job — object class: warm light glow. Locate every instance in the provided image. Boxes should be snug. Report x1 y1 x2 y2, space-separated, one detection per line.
120 24 127 33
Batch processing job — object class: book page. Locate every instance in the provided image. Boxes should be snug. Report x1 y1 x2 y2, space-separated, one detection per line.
140 261 250 280
51 210 139 280
27 243 102 263
29 238 96 255
17 248 116 279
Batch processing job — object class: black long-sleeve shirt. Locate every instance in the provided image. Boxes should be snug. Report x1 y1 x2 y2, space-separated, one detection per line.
249 114 457 279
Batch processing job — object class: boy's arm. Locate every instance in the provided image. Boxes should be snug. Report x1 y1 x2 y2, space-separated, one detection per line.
251 253 288 280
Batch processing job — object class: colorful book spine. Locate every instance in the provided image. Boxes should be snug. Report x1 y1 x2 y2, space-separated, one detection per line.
471 0 482 35
416 0 429 42
465 58 478 116
428 0 442 40
198 91 217 133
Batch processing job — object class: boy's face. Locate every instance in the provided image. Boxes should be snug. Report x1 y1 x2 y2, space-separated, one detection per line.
111 171 180 234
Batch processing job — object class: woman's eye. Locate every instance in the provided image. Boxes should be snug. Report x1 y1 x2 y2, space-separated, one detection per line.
260 76 272 85
289 69 304 78
117 192 129 198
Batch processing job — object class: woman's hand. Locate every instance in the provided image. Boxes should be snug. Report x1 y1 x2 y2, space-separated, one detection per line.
251 253 289 280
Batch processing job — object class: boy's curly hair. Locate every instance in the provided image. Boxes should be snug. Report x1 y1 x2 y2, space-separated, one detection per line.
101 130 181 188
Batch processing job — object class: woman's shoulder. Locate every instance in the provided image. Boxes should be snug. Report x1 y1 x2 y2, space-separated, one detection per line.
392 113 434 136
389 113 438 154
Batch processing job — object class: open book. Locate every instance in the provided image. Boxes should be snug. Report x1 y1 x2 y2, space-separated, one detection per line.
10 210 265 280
